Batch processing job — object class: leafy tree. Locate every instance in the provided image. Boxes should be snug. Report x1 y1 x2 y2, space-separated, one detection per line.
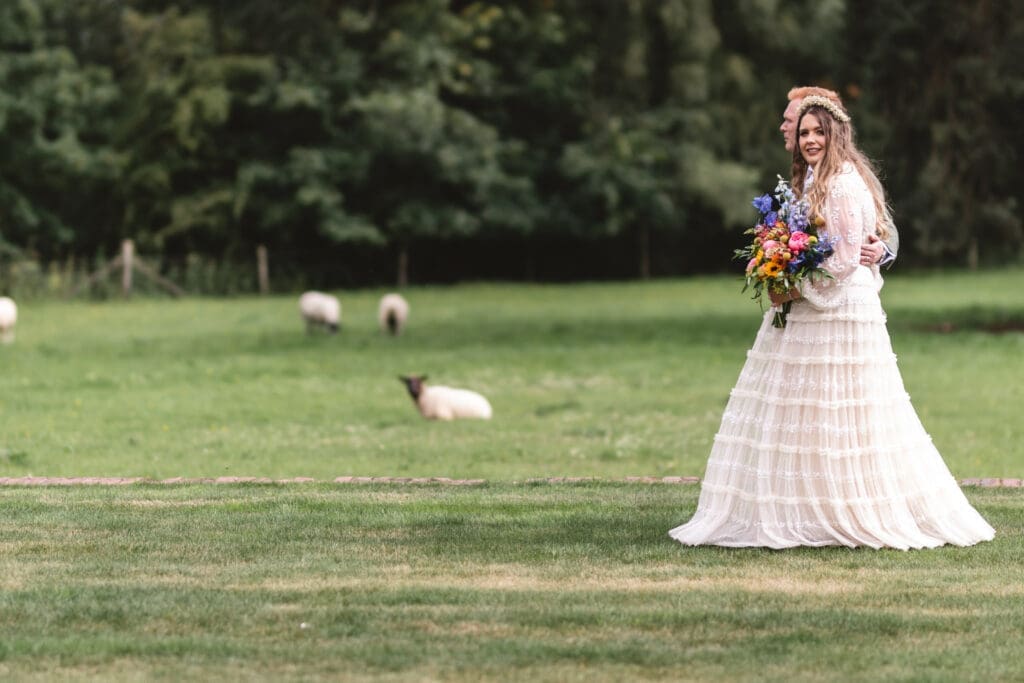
553 0 760 277
846 0 1024 267
0 0 121 260
4 0 1023 291
339 1 526 285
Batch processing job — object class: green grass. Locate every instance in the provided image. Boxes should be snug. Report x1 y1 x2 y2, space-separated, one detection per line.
0 482 1020 681
2 269 1023 479
2 272 1021 680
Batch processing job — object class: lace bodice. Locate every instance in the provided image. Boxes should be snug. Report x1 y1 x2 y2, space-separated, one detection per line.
801 163 881 310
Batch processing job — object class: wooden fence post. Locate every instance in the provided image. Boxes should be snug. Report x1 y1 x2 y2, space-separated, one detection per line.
121 239 134 297
257 244 270 295
69 239 185 298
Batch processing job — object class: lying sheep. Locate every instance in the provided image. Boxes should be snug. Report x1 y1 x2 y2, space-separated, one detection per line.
378 293 409 336
399 375 492 421
298 291 341 334
0 297 16 344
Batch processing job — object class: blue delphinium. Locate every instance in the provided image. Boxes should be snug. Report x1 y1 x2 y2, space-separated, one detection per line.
786 200 810 232
752 194 773 216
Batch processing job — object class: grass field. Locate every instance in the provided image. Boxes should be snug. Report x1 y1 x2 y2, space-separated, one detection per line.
2 270 1024 479
2 271 1022 680
2 269 1023 479
0 482 1021 681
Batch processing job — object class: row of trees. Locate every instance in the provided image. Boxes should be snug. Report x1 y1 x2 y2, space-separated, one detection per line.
1 0 1021 290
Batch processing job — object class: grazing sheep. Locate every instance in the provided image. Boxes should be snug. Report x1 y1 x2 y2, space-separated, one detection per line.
378 293 409 336
298 291 341 333
0 297 16 344
399 375 492 421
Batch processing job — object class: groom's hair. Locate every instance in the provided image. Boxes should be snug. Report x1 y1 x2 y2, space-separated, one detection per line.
787 86 843 106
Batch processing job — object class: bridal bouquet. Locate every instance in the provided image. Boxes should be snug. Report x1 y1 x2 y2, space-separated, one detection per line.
734 177 834 328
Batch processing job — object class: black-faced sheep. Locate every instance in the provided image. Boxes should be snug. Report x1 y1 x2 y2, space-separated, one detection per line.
0 297 16 344
399 375 492 421
298 291 341 333
378 293 409 335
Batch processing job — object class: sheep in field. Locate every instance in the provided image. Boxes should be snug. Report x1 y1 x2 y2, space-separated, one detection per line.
298 291 341 334
0 297 16 344
399 375 492 421
378 293 409 336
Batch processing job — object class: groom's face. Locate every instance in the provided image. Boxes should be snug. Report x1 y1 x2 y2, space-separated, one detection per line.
780 99 801 153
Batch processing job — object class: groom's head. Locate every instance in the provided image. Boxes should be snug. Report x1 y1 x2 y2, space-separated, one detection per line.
782 86 843 153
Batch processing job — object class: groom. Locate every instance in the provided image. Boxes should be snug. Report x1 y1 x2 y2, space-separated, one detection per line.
781 86 896 268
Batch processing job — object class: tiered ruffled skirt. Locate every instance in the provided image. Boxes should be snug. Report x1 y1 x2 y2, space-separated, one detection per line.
670 276 995 549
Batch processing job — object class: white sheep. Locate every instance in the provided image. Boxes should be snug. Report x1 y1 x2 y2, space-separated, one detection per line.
399 375 492 421
298 291 341 334
378 293 409 336
0 297 16 344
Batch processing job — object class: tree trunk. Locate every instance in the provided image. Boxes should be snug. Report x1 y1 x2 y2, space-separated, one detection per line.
256 244 269 295
397 246 409 287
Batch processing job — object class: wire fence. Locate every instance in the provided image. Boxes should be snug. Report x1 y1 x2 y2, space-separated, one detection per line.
0 231 749 300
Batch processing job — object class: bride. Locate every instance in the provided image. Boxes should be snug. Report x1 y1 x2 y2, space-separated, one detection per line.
669 96 995 549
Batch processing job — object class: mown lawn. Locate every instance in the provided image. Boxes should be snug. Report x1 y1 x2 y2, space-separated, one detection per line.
0 483 1020 681
2 270 1022 479
2 271 1022 681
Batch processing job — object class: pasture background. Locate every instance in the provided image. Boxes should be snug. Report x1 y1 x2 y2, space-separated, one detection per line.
2 269 1022 480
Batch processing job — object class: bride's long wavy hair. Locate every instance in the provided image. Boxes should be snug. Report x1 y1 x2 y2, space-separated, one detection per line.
791 105 893 241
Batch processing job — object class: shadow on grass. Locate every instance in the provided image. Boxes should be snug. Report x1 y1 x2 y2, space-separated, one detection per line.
892 304 1024 334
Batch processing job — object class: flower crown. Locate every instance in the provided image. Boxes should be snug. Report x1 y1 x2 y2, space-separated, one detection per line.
798 95 850 123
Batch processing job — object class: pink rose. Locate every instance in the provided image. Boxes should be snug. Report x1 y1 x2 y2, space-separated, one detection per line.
746 257 758 274
788 231 810 252
762 240 779 252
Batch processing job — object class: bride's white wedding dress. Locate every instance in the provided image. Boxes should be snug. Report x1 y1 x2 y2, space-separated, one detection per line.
670 164 995 549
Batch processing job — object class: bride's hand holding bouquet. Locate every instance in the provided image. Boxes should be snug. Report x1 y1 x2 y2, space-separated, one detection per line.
734 176 834 327
768 287 801 307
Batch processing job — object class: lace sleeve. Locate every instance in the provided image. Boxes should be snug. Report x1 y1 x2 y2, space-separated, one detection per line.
800 169 874 310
